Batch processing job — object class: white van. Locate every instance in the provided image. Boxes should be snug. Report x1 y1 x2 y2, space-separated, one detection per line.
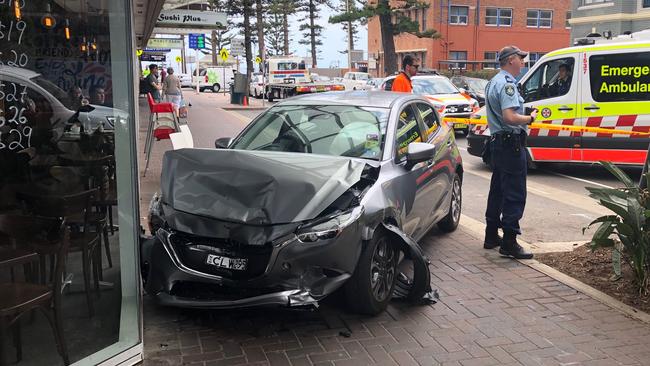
468 32 650 166
341 72 370 91
192 66 235 93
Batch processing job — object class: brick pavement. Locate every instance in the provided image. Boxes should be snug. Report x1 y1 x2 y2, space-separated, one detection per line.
143 226 650 366
140 94 650 366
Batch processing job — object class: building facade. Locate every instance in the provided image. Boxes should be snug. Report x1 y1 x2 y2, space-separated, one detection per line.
569 0 650 42
367 0 572 77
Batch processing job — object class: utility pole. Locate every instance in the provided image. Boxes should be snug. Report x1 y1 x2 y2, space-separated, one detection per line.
346 0 353 71
181 35 187 74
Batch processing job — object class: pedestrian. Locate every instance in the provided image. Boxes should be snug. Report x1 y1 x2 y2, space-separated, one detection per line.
160 66 167 83
391 55 418 93
89 85 106 106
483 45 538 259
163 67 182 116
147 64 162 102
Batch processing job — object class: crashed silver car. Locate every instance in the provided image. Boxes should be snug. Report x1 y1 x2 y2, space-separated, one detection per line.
142 91 463 315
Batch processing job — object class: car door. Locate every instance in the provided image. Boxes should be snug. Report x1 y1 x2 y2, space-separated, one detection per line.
392 104 437 239
521 54 580 162
415 102 454 226
578 49 650 164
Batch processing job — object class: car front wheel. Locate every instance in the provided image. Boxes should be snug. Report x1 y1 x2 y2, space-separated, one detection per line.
212 83 221 93
437 173 462 232
345 228 398 315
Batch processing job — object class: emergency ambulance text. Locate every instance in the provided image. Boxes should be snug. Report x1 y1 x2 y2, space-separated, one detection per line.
599 65 650 94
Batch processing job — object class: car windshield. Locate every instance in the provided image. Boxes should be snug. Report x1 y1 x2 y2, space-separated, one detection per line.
466 78 488 92
413 78 459 95
31 75 69 106
230 104 389 160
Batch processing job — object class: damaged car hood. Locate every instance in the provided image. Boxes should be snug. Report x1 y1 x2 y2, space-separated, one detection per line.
161 149 366 225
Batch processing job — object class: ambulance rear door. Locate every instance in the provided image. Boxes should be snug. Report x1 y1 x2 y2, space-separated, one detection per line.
520 53 580 162
579 47 650 165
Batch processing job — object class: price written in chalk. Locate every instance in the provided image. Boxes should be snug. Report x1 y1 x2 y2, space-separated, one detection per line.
0 20 27 45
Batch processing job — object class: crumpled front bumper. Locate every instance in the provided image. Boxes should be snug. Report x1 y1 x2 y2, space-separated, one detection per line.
143 222 362 309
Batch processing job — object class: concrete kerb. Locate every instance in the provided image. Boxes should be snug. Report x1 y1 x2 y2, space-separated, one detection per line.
459 213 650 325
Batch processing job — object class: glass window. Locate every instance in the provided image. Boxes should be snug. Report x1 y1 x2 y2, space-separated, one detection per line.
644 0 650 8
449 6 469 25
0 0 140 365
422 7 427 31
566 11 572 28
415 103 441 141
589 52 650 102
522 57 575 102
583 0 608 4
486 8 512 27
483 51 499 69
527 9 553 28
395 105 422 162
449 51 467 69
413 77 460 95
231 105 389 160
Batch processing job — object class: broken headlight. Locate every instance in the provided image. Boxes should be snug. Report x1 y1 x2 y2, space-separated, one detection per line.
296 207 363 243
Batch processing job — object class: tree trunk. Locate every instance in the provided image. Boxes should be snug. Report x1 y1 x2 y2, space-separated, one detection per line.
256 0 265 72
212 30 218 65
244 0 253 93
309 0 317 68
346 0 353 69
379 0 396 76
282 8 289 54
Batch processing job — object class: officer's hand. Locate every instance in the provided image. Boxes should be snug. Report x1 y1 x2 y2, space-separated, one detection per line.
528 108 538 124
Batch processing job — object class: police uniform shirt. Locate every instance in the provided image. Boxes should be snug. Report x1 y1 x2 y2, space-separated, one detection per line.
486 70 526 135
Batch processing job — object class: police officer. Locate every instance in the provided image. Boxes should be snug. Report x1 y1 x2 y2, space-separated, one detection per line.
483 45 537 259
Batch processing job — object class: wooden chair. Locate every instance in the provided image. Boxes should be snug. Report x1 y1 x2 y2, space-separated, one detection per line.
0 215 70 365
19 189 101 317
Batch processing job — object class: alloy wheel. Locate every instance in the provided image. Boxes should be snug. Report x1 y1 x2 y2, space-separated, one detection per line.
369 237 397 302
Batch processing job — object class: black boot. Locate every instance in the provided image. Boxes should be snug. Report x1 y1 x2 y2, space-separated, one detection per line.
499 230 533 259
483 226 502 249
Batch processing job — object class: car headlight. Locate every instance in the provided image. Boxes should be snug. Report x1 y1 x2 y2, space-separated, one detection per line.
106 116 116 127
296 207 363 243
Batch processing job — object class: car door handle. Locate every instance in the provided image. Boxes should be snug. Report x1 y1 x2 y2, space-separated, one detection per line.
558 106 573 111
584 105 600 111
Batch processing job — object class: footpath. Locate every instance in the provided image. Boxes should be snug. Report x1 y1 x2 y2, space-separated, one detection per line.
139 93 650 366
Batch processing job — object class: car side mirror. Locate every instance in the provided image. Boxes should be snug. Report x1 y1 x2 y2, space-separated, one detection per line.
405 142 435 170
214 137 232 149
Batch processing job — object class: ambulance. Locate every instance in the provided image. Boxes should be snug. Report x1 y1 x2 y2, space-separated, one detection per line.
467 30 650 166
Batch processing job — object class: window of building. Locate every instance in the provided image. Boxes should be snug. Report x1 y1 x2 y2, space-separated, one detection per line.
583 0 609 4
486 8 512 27
449 51 467 69
566 11 572 28
450 6 469 25
589 52 650 102
529 52 546 65
422 8 427 31
527 9 553 28
483 51 499 69
644 0 650 8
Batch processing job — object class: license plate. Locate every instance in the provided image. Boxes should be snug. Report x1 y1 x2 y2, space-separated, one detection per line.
455 123 468 129
206 254 248 270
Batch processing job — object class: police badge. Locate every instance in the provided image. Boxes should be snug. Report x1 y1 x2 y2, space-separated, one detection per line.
505 84 515 96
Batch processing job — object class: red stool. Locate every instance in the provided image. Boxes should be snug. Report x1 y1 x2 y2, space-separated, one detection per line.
144 93 180 176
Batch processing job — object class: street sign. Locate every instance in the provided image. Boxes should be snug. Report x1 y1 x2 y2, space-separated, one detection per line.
219 48 229 62
230 37 244 56
136 49 143 56
189 34 206 49
175 56 182 63
255 56 262 64
140 54 166 62
144 48 171 53
147 38 183 49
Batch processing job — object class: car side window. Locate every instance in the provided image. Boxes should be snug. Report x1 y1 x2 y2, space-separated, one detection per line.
589 51 650 102
522 57 575 102
383 78 394 91
415 103 440 142
395 105 422 162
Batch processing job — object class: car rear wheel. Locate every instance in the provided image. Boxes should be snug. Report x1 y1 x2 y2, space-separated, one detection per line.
437 173 461 232
345 228 398 315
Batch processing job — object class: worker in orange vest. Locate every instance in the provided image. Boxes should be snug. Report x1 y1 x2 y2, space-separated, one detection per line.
392 55 419 93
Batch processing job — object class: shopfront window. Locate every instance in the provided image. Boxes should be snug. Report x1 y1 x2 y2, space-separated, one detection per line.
0 0 141 365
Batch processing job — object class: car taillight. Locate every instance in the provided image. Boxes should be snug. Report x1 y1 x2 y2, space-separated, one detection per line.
204 75 208 83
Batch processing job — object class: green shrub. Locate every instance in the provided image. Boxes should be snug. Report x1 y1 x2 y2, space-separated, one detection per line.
584 161 650 294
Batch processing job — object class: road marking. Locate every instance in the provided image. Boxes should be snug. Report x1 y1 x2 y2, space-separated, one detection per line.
219 108 252 124
541 170 613 189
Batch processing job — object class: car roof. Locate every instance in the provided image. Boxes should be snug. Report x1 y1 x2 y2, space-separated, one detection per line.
0 65 40 79
276 90 425 108
412 75 449 80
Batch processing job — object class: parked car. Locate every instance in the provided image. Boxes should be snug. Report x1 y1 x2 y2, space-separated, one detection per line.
142 91 463 315
249 74 266 98
177 73 192 88
381 74 479 134
361 77 385 91
341 71 371 90
450 76 488 106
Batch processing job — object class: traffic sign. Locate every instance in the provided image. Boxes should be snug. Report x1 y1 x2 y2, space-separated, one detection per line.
230 37 244 56
189 33 206 49
140 54 166 62
219 48 229 62
255 56 262 64
175 56 182 62
136 49 143 56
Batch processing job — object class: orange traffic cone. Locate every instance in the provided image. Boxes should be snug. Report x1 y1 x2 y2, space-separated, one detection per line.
242 95 248 106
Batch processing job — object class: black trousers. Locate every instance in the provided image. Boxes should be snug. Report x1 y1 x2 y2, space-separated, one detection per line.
485 132 527 234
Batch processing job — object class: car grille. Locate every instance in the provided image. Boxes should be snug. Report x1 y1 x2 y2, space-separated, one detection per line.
169 281 284 301
169 231 273 280
445 104 473 114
